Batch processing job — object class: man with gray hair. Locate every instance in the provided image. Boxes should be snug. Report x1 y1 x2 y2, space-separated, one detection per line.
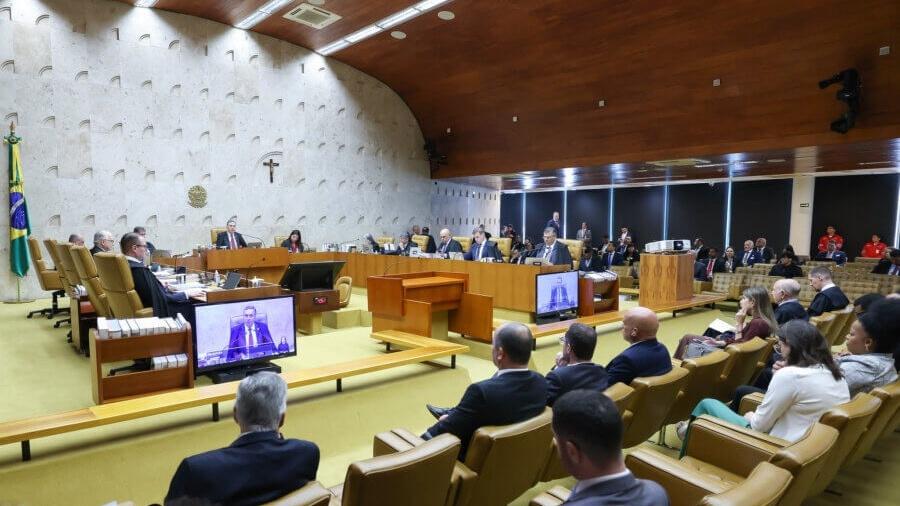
89 230 113 255
532 227 573 266
165 372 319 505
68 233 84 247
771 278 808 325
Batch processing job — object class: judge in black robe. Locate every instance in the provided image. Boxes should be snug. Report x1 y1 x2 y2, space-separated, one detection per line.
121 232 199 320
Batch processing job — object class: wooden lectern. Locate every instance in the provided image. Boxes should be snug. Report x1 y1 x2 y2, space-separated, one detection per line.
206 247 289 284
367 272 493 342
638 252 695 308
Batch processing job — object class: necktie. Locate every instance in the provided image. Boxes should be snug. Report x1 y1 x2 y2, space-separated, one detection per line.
743 252 749 265
543 245 552 259
477 243 484 260
245 325 255 354
229 234 237 250
607 254 612 267
707 259 714 278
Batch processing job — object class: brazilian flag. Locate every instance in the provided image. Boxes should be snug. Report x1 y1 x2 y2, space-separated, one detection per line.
6 130 30 277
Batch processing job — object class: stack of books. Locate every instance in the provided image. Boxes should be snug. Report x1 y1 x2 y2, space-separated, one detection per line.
151 353 189 370
96 313 188 339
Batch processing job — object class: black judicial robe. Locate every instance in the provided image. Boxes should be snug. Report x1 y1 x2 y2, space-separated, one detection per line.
128 260 192 319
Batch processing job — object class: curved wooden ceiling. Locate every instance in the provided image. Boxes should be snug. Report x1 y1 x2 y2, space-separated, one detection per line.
119 0 900 185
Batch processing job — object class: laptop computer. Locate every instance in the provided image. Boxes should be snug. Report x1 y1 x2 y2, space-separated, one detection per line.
222 271 243 290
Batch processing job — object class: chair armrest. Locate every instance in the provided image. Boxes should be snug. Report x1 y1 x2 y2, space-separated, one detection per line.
738 392 765 414
450 462 479 506
626 449 729 505
372 428 425 456
263 481 331 506
529 486 571 506
683 417 786 477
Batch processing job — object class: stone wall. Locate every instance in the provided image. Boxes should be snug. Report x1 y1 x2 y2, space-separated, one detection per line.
0 0 497 298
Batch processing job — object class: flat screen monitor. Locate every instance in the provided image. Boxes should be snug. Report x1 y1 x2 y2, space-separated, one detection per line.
535 271 579 317
280 261 345 292
193 295 296 374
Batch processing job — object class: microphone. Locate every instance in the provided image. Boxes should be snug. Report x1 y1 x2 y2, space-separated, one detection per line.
240 233 266 246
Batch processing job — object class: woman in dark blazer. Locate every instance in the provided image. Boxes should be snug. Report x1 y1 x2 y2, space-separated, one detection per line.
281 229 304 253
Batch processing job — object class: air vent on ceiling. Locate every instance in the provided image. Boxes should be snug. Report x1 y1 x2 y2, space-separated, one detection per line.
646 158 710 167
283 3 342 29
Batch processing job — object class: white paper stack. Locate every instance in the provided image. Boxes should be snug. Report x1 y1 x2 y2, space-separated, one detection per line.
97 318 109 339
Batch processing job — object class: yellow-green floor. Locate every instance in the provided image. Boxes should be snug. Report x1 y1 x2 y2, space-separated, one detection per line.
0 295 896 505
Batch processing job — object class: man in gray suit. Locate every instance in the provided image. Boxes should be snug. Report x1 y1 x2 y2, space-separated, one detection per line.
533 227 574 266
553 390 668 505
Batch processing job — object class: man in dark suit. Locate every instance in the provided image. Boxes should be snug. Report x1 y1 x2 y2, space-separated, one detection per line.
694 247 725 281
600 242 624 270
165 372 319 506
771 278 809 325
546 211 562 237
551 390 668 506
422 323 547 460
216 220 247 249
578 247 597 271
692 238 709 261
227 305 275 361
735 240 762 268
383 232 416 255
768 252 803 278
464 229 502 261
90 230 114 255
755 237 775 264
133 226 156 255
546 323 608 406
120 232 203 318
533 227 574 266
436 228 463 257
872 249 900 275
807 266 850 317
421 226 437 253
606 307 672 386
814 240 848 266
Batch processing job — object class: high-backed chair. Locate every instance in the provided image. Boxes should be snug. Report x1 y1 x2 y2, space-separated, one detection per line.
411 234 430 251
660 351 730 443
26 236 66 318
53 243 84 302
94 252 154 318
262 481 331 506
844 380 900 465
209 227 226 245
626 419 839 506
374 409 554 506
453 236 472 253
326 433 461 506
274 235 288 247
714 338 771 402
376 236 395 247
822 305 854 347
608 265 635 288
43 238 71 327
495 237 512 262
809 312 836 340
70 245 109 317
621 366 691 448
530 460 794 506
335 276 353 308
558 239 582 269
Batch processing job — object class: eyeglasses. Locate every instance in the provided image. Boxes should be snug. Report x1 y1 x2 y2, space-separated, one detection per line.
558 336 567 344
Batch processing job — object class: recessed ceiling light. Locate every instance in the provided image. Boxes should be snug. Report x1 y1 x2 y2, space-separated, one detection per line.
446 127 451 133
512 116 518 122
437 10 455 20
712 78 721 87
767 159 786 163
135 0 158 6
391 30 406 39
598 99 606 108
309 0 325 4
879 46 891 56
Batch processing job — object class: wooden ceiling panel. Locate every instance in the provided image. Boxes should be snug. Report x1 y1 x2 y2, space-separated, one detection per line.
142 1 269 26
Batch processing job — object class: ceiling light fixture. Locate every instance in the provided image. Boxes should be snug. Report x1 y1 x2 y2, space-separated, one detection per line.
134 0 158 7
235 0 293 30
317 0 453 56
437 10 455 20
391 30 407 39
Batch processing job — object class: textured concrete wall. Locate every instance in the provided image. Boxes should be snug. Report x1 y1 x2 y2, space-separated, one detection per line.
0 0 496 298
430 180 500 237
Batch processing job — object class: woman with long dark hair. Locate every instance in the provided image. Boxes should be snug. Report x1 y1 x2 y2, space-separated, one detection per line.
281 229 304 253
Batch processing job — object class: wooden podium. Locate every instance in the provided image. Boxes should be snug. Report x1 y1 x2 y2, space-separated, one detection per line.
367 272 493 342
638 252 695 308
205 247 289 284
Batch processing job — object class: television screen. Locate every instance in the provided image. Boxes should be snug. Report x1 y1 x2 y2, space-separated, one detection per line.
194 295 296 373
535 271 579 316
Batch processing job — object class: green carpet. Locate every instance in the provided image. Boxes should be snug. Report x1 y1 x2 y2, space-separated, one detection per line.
0 296 896 505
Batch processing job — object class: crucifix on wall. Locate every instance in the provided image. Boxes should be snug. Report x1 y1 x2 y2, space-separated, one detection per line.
263 158 280 183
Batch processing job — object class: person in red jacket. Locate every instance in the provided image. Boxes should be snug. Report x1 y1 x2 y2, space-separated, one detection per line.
861 233 888 258
817 225 844 253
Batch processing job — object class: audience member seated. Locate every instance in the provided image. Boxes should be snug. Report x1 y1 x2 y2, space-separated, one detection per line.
693 247 725 281
164 372 320 506
383 232 415 256
768 252 803 278
807 266 850 316
280 229 304 253
533 227 573 266
692 238 709 261
755 237 775 263
599 242 624 270
814 239 848 265
606 307 672 386
551 390 668 505
771 278 809 324
817 225 844 253
215 220 247 249
121 232 203 317
68 233 85 247
90 230 114 255
364 233 382 253
622 243 639 265
421 226 437 253
834 298 899 396
578 247 597 271
721 246 737 273
546 323 608 406
616 236 634 254
575 222 591 244
133 226 156 255
510 243 527 264
422 323 546 460
677 321 849 446
674 286 777 360
618 227 632 247
872 248 900 275
861 233 888 259
735 239 762 268
435 228 462 257
463 229 502 261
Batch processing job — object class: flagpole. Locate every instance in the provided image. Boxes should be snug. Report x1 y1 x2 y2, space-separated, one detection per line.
4 121 35 304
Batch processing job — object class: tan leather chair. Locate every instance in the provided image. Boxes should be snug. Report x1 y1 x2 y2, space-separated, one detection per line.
43 238 72 327
621 366 690 448
809 312 836 341
54 243 85 304
26 236 66 318
452 236 472 253
328 433 461 506
495 237 512 262
210 227 227 245
376 236 395 247
411 234 430 251
94 252 154 318
845 380 900 465
626 418 839 506
530 460 793 506
335 276 352 308
608 265 635 288
661 351 730 442
263 481 331 506
374 409 554 506
70 245 109 317
558 239 582 269
274 235 288 247
714 337 771 402
820 305 854 347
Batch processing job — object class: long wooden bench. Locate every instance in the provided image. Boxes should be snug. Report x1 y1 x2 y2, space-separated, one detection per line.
0 331 468 461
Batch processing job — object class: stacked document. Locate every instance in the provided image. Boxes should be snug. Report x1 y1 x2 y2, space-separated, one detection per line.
96 316 184 339
168 281 205 292
151 353 188 369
